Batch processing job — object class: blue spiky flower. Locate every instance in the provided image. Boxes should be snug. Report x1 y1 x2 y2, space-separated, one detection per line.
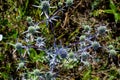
58 48 68 58
15 43 23 50
41 1 50 14
28 26 36 34
83 25 91 32
81 52 90 60
80 35 86 41
97 26 107 35
92 41 100 50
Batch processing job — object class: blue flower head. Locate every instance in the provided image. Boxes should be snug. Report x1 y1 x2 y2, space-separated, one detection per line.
15 42 23 50
41 1 50 14
58 48 68 58
92 41 100 51
97 26 107 35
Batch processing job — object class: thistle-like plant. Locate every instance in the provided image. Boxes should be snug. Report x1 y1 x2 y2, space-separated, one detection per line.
91 41 101 51
80 52 90 61
58 2 63 8
33 69 40 76
82 24 91 34
23 26 40 34
9 42 24 55
108 45 114 50
79 35 86 42
35 37 45 50
58 48 68 59
26 16 33 23
41 1 50 15
33 0 51 18
17 62 26 71
16 16 21 21
109 49 117 56
66 0 74 7
97 25 107 35
15 42 23 50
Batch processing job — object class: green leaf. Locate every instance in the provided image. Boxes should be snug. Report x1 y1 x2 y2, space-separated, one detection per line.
10 30 18 39
109 0 117 13
104 10 113 14
30 48 37 57
30 49 46 63
116 13 120 22
0 72 9 79
114 13 119 23
108 76 115 80
82 70 91 80
34 52 46 62
92 76 100 80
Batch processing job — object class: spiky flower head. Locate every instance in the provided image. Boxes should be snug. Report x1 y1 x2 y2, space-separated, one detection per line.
28 26 36 34
15 43 22 50
92 41 100 50
58 48 68 58
83 25 91 32
36 37 44 43
81 52 89 60
41 1 50 13
97 26 107 35
108 45 114 50
26 17 32 23
58 2 63 7
80 35 86 41
17 62 24 70
33 69 40 75
16 16 21 21
66 0 73 7
109 49 117 56
69 51 75 59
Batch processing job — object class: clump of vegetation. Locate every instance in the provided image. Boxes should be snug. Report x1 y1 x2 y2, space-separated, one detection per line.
0 0 120 80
